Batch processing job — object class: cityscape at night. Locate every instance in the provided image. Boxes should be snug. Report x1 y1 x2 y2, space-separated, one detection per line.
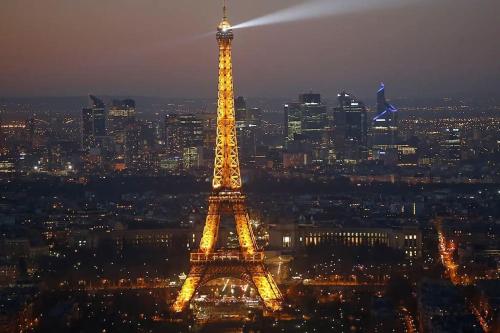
1 0 499 332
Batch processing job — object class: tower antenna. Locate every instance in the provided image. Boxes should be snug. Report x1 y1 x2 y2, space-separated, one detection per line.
223 0 227 19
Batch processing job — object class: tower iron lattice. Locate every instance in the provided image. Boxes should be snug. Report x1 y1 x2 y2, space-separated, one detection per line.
171 5 283 313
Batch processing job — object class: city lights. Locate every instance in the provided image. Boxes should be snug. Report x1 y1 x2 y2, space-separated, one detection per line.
0 1 498 332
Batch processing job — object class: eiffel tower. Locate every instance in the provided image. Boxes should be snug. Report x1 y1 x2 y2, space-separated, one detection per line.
171 3 283 313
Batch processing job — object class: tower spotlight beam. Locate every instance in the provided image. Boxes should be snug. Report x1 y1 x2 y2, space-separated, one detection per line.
231 0 422 30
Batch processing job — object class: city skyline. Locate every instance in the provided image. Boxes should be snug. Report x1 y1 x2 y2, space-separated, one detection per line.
0 2 499 332
1 0 499 99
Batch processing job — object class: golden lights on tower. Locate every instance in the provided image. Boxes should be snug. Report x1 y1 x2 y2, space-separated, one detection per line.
172 3 283 313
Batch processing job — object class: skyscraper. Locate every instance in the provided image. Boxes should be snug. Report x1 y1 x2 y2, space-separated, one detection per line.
108 99 136 164
284 93 330 164
371 83 398 146
300 93 329 146
299 93 321 105
25 116 35 150
235 96 262 164
164 114 204 168
108 99 136 139
81 109 93 151
370 83 400 164
284 102 302 143
333 91 368 162
81 95 106 151
235 96 247 120
89 95 106 138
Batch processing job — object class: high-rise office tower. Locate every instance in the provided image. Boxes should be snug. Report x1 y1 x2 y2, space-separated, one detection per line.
89 95 106 138
164 114 204 154
25 116 35 150
81 110 93 151
164 114 204 168
284 93 329 163
284 102 302 143
235 96 247 121
372 83 398 146
333 91 368 162
108 100 136 138
122 122 141 169
235 96 262 164
299 93 321 105
284 93 328 144
164 114 181 156
81 95 107 151
108 99 136 160
299 93 329 146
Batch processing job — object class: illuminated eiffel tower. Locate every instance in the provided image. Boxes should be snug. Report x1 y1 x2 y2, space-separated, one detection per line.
172 3 283 313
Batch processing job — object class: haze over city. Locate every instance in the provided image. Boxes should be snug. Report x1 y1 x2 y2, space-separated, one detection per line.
1 0 499 99
1 1 499 333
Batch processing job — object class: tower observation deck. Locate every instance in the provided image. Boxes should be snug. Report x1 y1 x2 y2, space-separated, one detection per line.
171 4 283 313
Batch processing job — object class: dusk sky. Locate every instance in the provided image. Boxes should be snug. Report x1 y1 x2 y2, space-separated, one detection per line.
1 0 499 100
